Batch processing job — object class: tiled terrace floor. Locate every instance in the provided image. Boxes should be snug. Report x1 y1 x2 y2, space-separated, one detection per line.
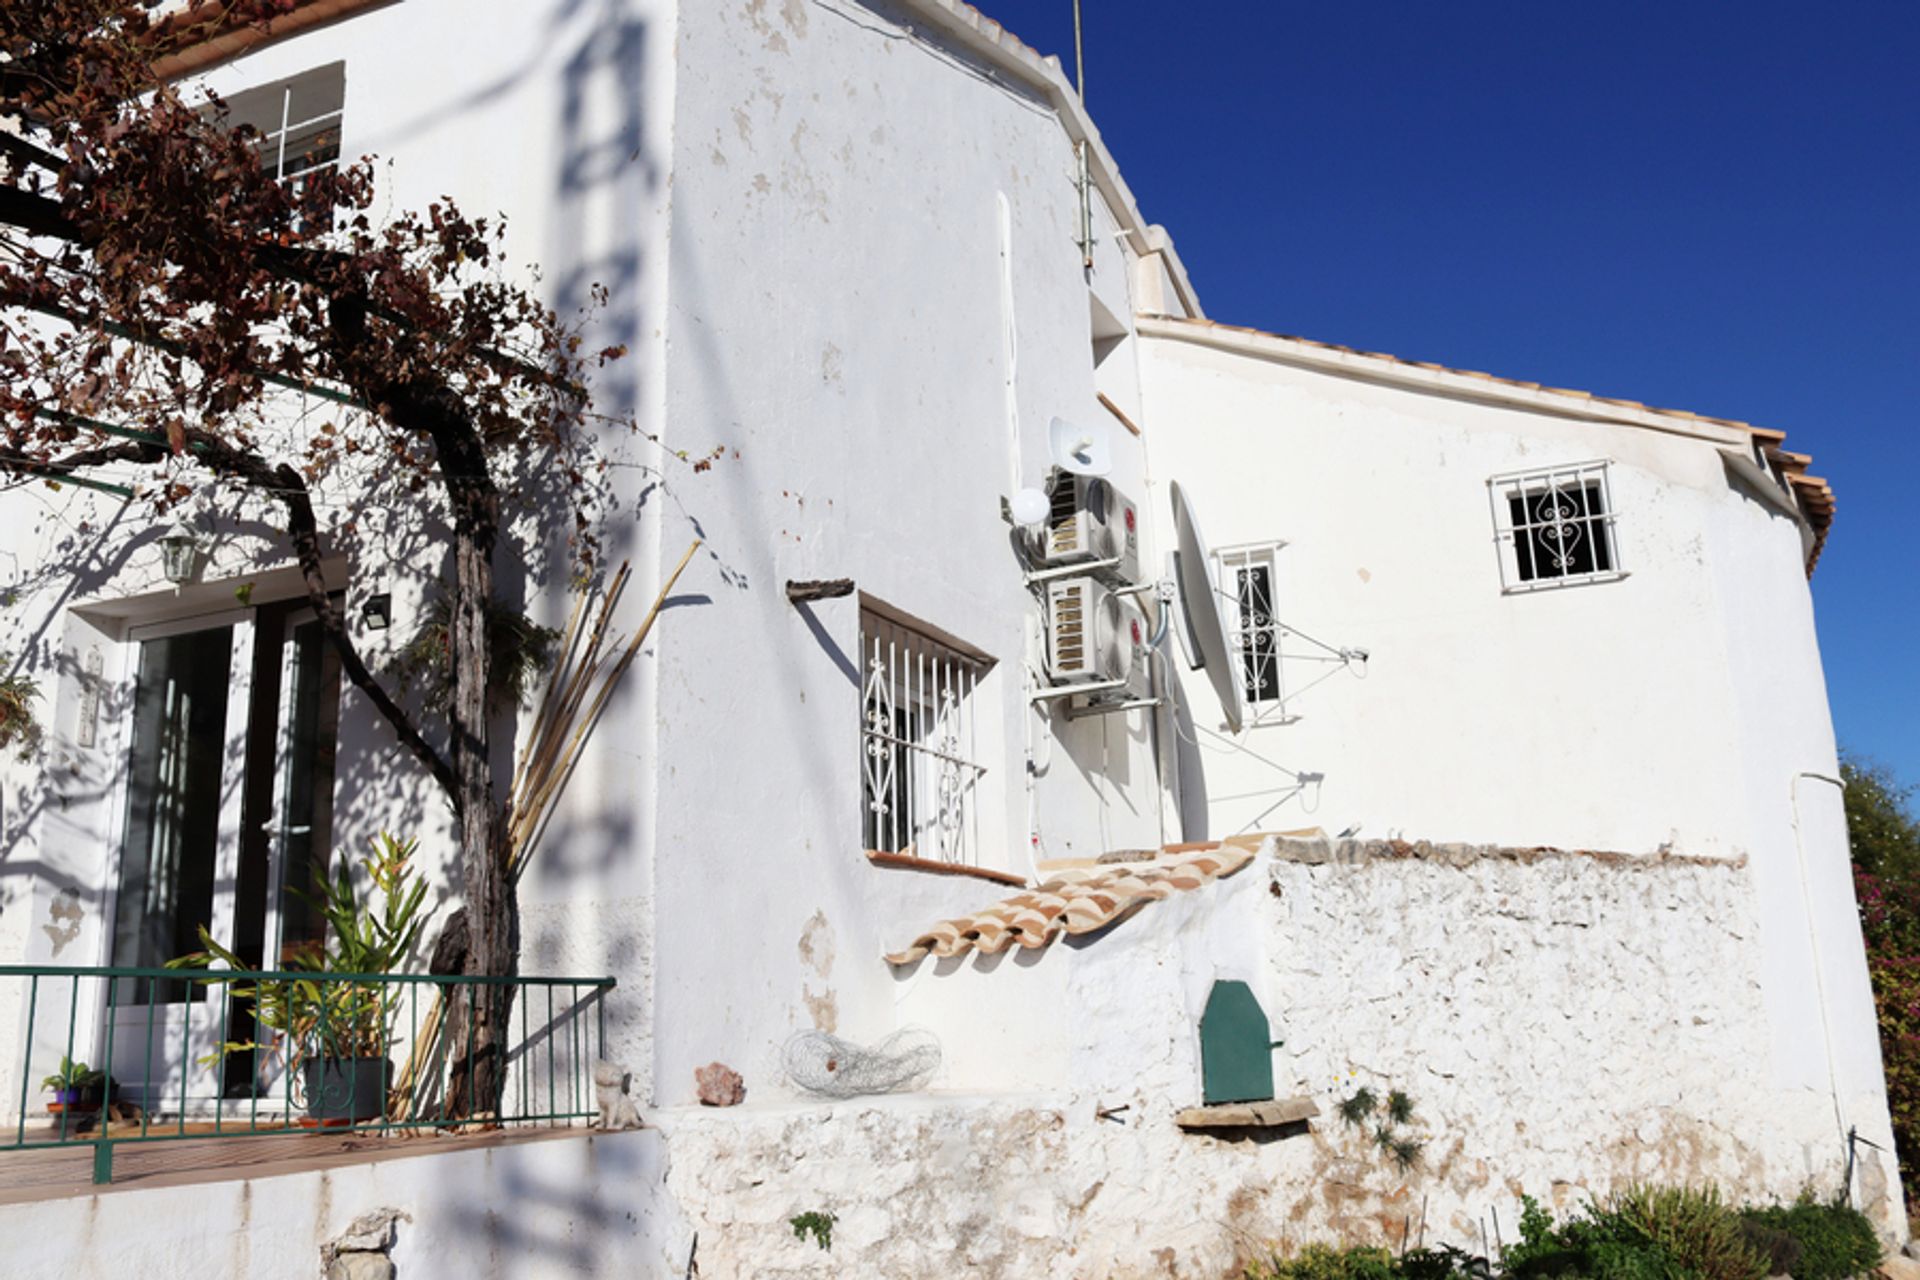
0 1121 596 1206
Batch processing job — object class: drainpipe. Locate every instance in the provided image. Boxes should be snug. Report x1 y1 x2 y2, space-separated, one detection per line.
1790 769 1854 1198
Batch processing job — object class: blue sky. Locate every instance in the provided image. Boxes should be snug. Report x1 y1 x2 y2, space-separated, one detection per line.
993 1 1920 786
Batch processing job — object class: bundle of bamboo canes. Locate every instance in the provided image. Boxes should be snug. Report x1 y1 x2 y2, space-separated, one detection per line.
388 540 702 1124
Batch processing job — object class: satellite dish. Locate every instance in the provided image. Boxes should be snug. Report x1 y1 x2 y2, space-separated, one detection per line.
1048 416 1112 476
1170 480 1245 735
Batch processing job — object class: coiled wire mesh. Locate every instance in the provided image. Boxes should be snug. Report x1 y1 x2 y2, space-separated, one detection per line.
782 1028 942 1098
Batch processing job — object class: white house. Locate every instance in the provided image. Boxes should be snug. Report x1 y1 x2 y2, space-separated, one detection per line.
0 1 1893 1276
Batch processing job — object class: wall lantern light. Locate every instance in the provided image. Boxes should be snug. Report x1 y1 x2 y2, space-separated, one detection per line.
360 591 393 631
157 523 201 585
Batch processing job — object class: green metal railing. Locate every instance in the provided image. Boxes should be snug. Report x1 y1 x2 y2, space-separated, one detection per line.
1 965 616 1184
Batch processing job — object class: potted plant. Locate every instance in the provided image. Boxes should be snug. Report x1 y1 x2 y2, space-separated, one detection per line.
41 1057 105 1116
171 833 433 1127
0 662 40 757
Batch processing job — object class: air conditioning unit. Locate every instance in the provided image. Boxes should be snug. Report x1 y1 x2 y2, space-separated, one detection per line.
1043 475 1140 582
1046 577 1146 685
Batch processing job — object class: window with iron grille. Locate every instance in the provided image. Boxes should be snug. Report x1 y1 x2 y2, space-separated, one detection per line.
859 606 990 865
1488 461 1624 592
222 62 345 185
1215 542 1284 709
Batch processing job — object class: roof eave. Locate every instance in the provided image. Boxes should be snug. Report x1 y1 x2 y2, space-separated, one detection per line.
1138 313 1834 574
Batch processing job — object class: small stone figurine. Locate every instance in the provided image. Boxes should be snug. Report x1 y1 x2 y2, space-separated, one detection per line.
592 1060 644 1131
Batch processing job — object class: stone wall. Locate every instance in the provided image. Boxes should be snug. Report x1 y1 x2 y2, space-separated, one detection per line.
1261 837 1893 1244
650 838 1900 1276
1 840 1896 1279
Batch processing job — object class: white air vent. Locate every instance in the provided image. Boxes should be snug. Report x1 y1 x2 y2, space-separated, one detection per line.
1043 474 1140 582
1046 577 1144 684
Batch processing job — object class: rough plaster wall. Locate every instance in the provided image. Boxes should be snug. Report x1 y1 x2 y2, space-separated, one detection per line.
653 845 1900 1278
1262 843 1892 1240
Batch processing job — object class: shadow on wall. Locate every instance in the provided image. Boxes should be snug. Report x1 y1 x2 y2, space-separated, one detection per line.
0 0 728 947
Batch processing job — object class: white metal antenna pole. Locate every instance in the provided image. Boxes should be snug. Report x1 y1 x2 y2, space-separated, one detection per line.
1073 0 1086 98
1073 0 1093 268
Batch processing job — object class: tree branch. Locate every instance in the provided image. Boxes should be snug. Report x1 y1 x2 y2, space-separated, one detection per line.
176 428 463 809
0 131 64 181
0 185 76 243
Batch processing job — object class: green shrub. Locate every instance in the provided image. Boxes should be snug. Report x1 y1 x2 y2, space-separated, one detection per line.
1240 1189 1876 1280
1738 1197 1880 1280
1733 1218 1802 1277
1504 1188 1765 1280
1606 1184 1768 1280
1398 1246 1494 1280
1244 1244 1399 1280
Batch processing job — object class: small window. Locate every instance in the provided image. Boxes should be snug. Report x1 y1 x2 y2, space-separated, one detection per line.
1489 461 1624 592
221 62 345 184
1216 543 1283 707
859 605 991 865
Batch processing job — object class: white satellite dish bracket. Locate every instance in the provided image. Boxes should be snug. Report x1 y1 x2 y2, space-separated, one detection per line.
1176 533 1369 731
1048 416 1112 477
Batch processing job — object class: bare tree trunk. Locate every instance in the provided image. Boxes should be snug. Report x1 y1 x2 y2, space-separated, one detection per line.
425 397 516 1122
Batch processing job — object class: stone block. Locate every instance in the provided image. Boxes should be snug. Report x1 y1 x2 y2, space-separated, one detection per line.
696 1061 746 1106
327 1255 395 1280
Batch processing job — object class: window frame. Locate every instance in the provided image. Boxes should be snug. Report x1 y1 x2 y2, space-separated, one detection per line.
858 602 993 867
219 61 346 185
1212 540 1292 727
1487 460 1628 594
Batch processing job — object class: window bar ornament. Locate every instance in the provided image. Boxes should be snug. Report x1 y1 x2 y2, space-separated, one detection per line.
1490 459 1622 591
1531 481 1587 574
934 683 964 861
862 649 896 853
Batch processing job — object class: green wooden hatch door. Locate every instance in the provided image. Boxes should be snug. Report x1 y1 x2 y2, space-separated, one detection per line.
1200 980 1276 1105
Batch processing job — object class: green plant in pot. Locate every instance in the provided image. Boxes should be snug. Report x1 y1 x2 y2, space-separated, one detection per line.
40 1057 106 1115
171 833 433 1126
0 662 41 758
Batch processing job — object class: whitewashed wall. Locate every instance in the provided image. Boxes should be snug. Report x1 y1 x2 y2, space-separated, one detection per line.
642 0 1168 1106
1134 322 1899 1221
0 0 682 1101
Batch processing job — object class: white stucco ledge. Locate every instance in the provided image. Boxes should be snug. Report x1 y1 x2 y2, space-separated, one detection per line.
646 1087 1073 1128
1269 834 1749 870
1174 1096 1319 1131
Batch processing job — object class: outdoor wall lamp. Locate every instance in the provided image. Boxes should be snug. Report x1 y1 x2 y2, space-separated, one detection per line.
360 591 393 631
157 522 201 585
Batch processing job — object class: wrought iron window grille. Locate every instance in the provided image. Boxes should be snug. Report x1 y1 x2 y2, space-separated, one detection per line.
1213 541 1290 727
1488 460 1627 593
1209 540 1366 729
859 607 990 867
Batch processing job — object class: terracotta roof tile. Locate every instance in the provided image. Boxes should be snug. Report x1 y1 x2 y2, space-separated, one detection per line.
884 843 1255 965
